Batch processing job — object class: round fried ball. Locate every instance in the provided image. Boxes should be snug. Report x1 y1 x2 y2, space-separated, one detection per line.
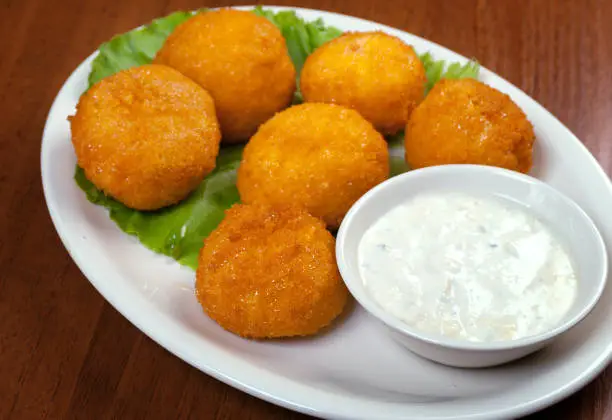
154 9 296 143
195 202 348 338
70 64 221 210
300 31 426 135
404 78 535 173
237 103 389 229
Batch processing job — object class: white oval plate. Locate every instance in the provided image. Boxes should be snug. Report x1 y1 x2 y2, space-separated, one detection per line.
42 6 612 420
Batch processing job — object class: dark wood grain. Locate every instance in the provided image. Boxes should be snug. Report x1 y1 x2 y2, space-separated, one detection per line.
1 0 611 418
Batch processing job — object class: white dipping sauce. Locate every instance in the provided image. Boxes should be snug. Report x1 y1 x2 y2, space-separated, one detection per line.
358 192 578 342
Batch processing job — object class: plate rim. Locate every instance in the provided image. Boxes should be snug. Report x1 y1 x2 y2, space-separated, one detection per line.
41 5 612 419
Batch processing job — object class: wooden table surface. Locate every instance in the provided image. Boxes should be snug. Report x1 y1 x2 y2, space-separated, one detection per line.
2 0 612 418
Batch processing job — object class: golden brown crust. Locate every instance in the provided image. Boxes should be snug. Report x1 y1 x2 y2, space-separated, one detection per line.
70 64 221 210
300 31 426 135
154 9 296 143
236 103 389 229
195 202 349 338
404 78 535 173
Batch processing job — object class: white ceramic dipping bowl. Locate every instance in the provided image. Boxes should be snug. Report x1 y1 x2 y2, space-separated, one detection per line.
336 164 608 368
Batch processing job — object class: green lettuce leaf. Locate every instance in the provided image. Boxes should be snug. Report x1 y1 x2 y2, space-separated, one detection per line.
88 10 197 88
387 132 410 176
77 8 480 270
75 147 242 269
419 52 480 94
253 6 342 75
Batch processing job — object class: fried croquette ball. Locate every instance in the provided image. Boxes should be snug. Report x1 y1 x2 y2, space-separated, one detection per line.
154 9 296 143
405 78 535 173
237 103 389 229
70 64 221 210
195 203 349 338
300 31 426 135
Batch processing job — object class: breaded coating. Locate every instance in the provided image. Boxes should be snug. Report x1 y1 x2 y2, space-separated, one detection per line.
237 103 389 229
300 31 426 135
195 203 349 338
405 78 535 173
70 64 221 210
154 9 296 143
